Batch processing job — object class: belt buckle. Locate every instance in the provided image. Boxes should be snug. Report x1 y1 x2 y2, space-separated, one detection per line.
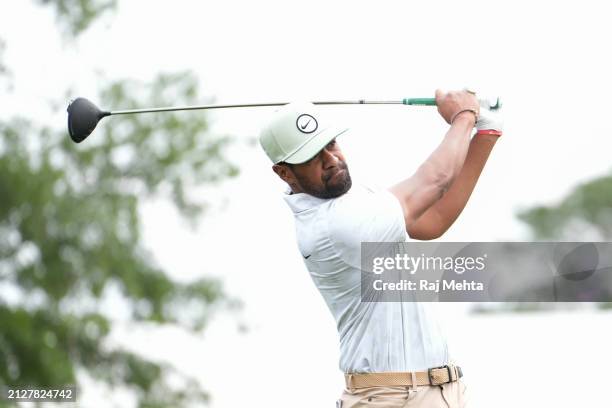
428 365 452 386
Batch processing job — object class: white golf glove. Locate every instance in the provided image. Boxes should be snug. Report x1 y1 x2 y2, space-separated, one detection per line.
476 98 503 137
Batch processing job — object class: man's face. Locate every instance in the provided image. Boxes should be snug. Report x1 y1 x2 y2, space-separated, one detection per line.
274 138 352 198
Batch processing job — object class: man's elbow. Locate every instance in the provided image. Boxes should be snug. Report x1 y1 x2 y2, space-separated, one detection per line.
408 231 437 241
410 226 446 240
407 212 447 240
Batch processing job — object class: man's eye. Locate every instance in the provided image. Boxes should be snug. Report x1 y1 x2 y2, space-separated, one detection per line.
327 139 336 147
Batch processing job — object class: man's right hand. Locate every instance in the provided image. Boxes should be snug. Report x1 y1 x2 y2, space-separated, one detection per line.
476 100 504 136
435 89 480 125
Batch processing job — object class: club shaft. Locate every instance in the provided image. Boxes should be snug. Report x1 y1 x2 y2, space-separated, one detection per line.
109 100 408 115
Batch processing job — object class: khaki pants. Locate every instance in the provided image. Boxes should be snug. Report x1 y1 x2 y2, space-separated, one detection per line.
337 379 468 408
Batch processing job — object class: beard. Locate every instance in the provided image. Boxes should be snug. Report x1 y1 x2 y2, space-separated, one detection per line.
296 160 352 199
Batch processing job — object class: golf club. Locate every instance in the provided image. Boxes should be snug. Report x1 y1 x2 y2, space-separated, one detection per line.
66 96 502 144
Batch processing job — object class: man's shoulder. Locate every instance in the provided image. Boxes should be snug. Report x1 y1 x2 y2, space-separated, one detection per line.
329 182 395 215
327 182 406 244
329 182 377 205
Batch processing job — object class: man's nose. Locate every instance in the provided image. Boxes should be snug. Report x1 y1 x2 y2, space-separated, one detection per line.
321 148 339 168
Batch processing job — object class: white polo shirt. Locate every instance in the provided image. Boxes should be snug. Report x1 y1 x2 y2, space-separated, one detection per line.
284 182 449 373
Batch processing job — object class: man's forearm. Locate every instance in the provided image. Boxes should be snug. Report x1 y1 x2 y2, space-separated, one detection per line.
423 113 476 192
390 112 475 227
390 89 483 232
411 134 498 237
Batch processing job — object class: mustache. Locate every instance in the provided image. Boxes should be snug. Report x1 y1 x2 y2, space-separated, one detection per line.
323 161 349 183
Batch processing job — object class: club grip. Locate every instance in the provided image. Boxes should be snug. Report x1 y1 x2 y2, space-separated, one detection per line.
403 96 502 110
402 98 436 106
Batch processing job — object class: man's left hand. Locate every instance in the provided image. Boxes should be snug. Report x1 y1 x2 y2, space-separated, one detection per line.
476 101 503 137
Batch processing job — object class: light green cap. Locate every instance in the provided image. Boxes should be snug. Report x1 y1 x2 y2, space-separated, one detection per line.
259 101 349 164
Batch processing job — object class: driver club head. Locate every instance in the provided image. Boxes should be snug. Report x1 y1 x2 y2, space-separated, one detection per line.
67 97 110 143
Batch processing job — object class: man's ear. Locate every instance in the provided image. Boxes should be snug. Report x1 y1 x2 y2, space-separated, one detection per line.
272 163 295 185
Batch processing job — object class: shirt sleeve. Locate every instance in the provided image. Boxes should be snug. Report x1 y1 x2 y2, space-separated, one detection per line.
327 184 407 268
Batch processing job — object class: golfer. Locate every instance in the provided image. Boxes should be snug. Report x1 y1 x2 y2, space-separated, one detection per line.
259 89 502 408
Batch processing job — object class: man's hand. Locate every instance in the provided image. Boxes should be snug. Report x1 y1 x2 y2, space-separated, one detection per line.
476 100 503 136
435 89 480 125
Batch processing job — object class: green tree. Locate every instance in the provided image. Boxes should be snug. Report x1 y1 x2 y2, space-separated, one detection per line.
1 1 239 407
518 174 612 240
516 172 612 311
472 172 612 314
35 0 117 35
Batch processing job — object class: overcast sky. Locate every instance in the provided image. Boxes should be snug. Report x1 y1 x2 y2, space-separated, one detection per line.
2 1 612 407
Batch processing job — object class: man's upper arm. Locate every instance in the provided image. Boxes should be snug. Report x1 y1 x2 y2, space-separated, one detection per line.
389 165 448 233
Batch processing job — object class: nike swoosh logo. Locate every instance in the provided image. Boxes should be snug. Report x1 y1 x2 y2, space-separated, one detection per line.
300 119 311 130
304 254 311 259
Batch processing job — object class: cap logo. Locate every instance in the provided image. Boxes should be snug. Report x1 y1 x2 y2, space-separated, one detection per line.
296 114 318 134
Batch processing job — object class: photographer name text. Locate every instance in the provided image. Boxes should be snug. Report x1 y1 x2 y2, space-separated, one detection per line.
372 279 484 292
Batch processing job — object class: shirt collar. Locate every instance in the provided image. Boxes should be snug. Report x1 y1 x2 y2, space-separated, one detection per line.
282 187 331 213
